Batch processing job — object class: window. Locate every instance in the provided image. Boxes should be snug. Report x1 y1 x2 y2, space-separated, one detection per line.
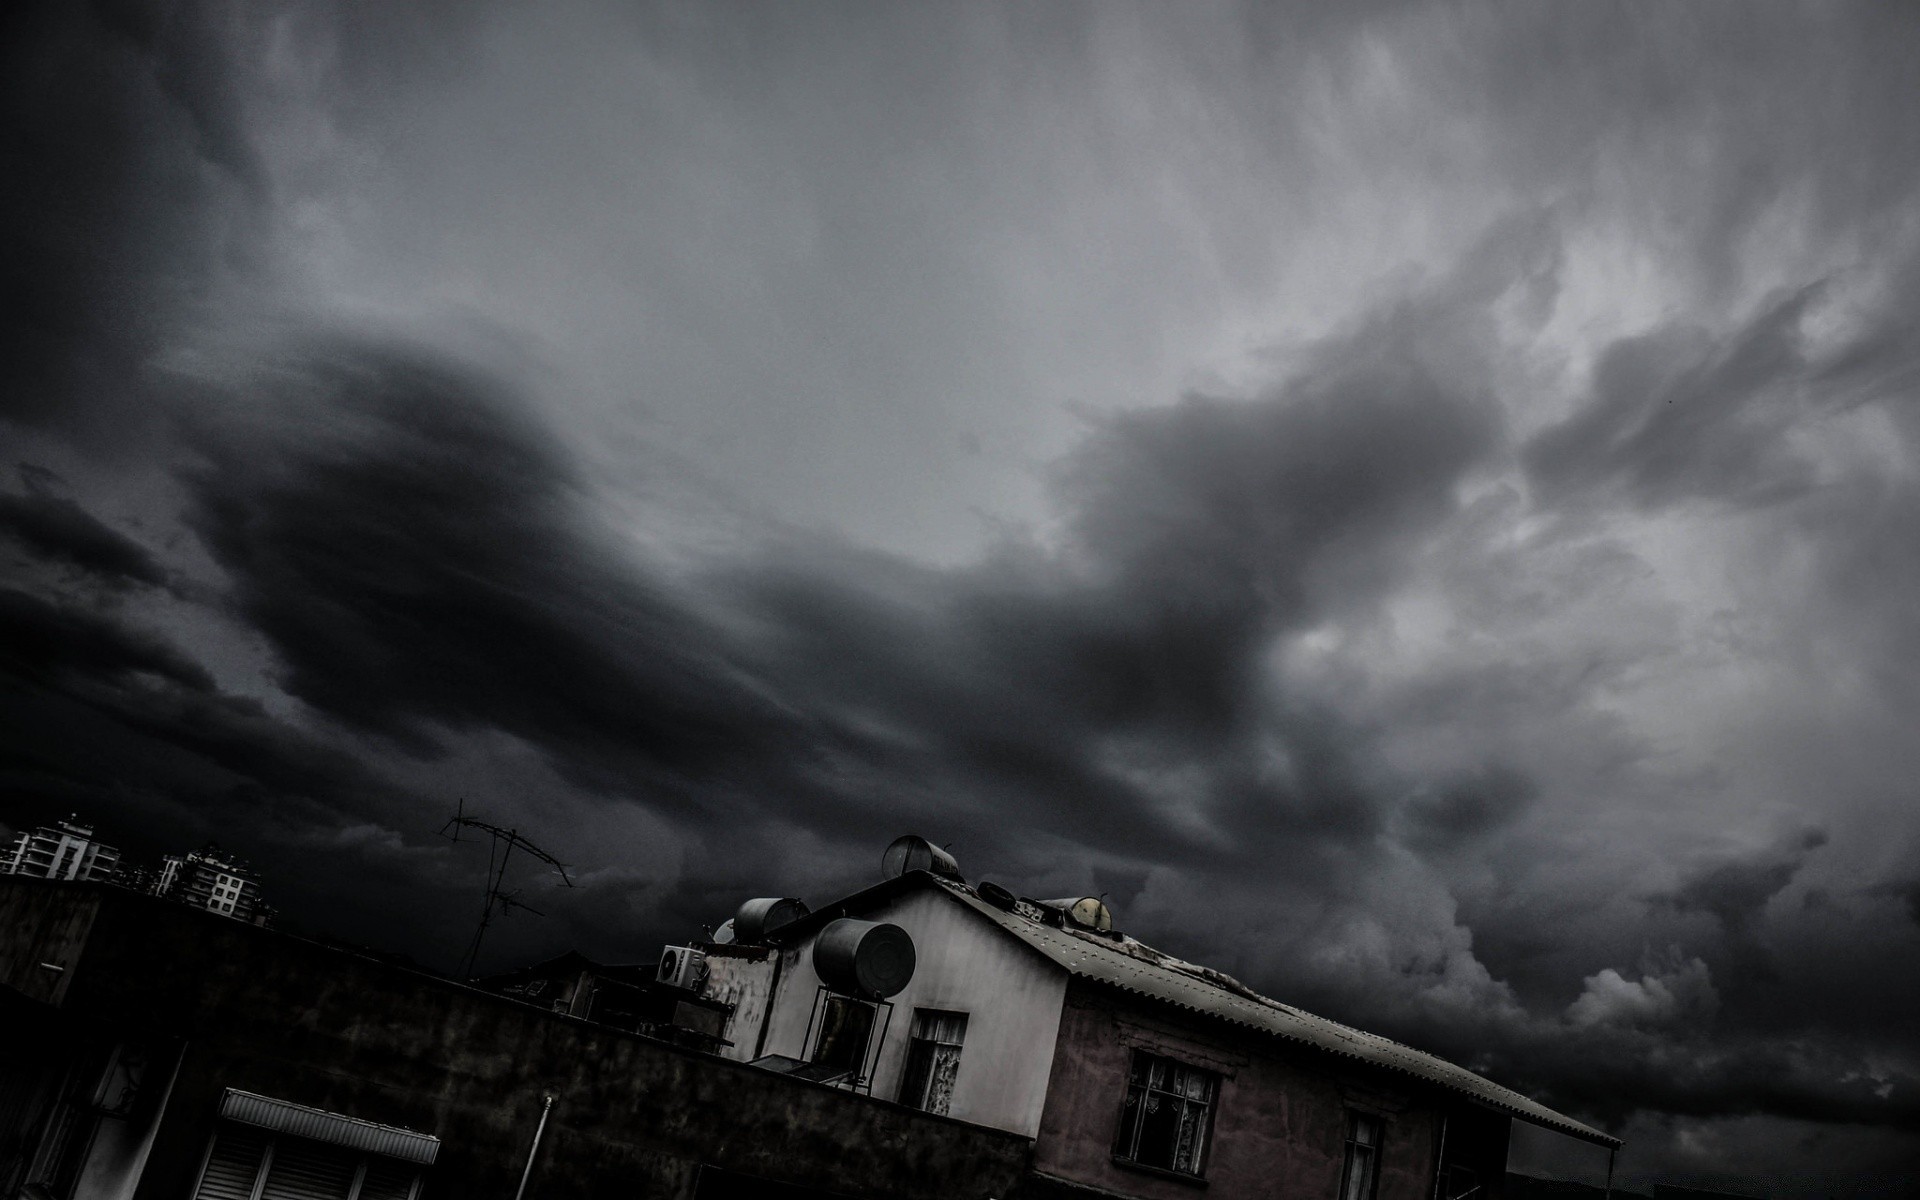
1112 1051 1217 1177
1340 1112 1383 1200
897 1009 968 1115
190 1090 435 1200
809 995 877 1082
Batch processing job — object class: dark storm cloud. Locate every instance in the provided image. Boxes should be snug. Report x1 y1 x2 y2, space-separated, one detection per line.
0 0 261 440
1663 829 1830 938
177 339 813 794
0 476 167 587
0 587 209 691
7 2 1920 1191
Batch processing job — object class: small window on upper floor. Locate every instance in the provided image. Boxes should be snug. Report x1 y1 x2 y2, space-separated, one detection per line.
897 1009 968 1115
1112 1050 1218 1177
1340 1111 1383 1200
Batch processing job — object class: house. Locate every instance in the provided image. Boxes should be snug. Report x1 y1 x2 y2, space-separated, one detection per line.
669 837 1620 1200
470 950 735 1050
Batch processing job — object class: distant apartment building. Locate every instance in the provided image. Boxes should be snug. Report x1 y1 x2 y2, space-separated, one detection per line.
157 844 267 923
0 815 120 883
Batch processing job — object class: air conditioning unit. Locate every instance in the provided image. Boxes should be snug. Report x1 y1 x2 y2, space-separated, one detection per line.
657 945 707 991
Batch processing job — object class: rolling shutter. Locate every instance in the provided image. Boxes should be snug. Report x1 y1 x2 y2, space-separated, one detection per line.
257 1138 359 1200
193 1126 269 1200
358 1157 422 1200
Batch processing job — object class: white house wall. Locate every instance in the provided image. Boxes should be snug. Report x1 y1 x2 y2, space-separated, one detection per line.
757 888 1069 1138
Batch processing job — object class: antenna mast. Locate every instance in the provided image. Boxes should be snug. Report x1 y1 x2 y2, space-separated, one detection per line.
442 799 575 979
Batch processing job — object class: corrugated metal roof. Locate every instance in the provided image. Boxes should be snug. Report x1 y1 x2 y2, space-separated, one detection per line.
919 876 1620 1150
218 1090 441 1165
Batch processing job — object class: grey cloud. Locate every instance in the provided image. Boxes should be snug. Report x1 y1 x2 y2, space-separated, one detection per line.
1524 287 1826 512
0 0 264 441
0 476 166 588
9 2 1920 1191
1672 830 1828 926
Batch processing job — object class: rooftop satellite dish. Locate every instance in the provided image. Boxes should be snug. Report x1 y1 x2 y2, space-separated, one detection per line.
882 834 962 881
977 881 1018 911
711 918 737 945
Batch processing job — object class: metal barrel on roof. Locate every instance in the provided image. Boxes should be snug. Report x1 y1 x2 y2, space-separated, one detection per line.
1040 896 1114 932
881 834 962 881
813 918 916 998
733 897 809 943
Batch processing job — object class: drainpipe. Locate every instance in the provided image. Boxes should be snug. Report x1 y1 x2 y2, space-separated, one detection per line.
512 1094 554 1200
1603 1146 1615 1200
1429 1112 1449 1200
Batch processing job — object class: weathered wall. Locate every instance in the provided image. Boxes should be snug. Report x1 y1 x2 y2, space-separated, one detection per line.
1032 979 1460 1200
698 944 778 1062
0 880 1032 1200
757 887 1070 1137
0 877 101 1006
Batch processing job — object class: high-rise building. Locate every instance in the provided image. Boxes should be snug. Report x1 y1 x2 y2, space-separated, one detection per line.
0 815 121 882
158 844 266 924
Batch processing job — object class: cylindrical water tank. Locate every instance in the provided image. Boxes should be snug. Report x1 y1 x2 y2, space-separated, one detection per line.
881 834 962 881
1042 896 1114 932
734 897 809 943
812 919 916 998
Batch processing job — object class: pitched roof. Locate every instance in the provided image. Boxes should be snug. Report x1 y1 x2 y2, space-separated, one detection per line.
776 871 1619 1149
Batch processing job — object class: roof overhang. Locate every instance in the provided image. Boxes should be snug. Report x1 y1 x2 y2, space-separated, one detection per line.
219 1090 441 1165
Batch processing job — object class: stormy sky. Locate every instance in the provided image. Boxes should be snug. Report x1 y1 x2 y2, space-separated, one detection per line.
5 2 1920 1192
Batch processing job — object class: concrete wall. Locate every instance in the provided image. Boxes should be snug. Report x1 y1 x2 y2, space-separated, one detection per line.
0 879 1033 1200
757 888 1070 1138
1031 980 1470 1200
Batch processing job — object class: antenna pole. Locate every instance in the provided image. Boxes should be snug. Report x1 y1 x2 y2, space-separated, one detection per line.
443 806 574 979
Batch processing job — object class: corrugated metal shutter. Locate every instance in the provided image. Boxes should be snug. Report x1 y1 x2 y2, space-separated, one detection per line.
258 1139 358 1200
193 1127 268 1200
357 1157 421 1200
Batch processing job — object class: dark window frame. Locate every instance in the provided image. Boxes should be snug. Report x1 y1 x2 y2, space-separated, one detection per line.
1111 1049 1219 1179
1338 1110 1384 1200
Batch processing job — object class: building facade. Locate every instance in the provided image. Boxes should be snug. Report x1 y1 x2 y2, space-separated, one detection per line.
155 844 266 923
0 817 120 883
676 862 1618 1200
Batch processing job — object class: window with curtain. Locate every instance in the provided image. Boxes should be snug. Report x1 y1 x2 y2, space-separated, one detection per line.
1111 1050 1218 1177
896 1009 968 1115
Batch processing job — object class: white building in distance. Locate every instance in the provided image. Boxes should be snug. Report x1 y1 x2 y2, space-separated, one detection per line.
0 815 121 883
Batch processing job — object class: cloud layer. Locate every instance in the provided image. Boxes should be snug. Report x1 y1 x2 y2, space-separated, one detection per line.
5 2 1920 1193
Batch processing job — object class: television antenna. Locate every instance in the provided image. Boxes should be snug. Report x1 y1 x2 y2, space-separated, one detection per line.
442 799 574 979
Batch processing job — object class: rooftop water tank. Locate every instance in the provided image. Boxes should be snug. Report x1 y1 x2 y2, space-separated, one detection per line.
734 897 809 943
882 834 962 881
813 918 916 999
1041 896 1114 933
